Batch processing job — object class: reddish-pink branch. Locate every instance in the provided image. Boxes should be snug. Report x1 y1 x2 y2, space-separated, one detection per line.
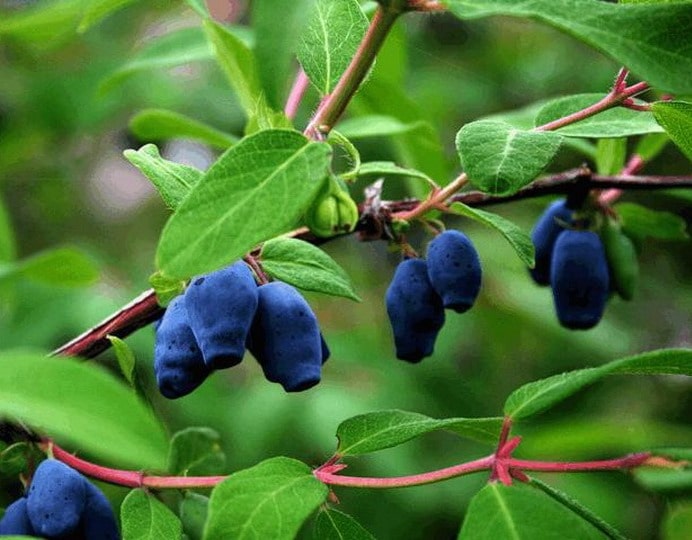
284 70 310 121
507 453 651 473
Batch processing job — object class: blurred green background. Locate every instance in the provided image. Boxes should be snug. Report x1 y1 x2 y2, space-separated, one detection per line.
0 1 690 538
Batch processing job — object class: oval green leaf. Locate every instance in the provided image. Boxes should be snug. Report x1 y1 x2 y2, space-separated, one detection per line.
167 427 227 476
336 410 503 457
313 508 376 540
456 120 562 196
652 100 692 160
204 457 328 540
260 237 360 301
0 351 168 469
156 129 332 279
121 489 183 540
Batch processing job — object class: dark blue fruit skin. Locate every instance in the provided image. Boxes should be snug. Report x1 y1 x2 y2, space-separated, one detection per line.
0 498 35 535
248 282 322 392
185 261 259 369
530 199 573 286
386 259 445 362
26 459 86 538
426 230 482 313
550 230 610 330
80 480 120 540
155 295 211 399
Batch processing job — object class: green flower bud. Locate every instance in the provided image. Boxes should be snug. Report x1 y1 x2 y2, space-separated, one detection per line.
600 217 639 301
306 176 359 238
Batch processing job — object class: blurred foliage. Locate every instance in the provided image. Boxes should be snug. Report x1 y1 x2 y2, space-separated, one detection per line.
0 1 690 538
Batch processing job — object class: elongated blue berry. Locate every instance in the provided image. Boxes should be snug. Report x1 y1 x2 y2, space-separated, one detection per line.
248 282 322 392
81 480 120 540
185 261 259 369
550 230 610 329
0 498 35 535
154 295 211 399
530 199 573 285
386 259 445 362
426 230 482 313
26 459 86 538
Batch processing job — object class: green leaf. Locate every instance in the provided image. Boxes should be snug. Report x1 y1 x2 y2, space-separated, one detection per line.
652 101 692 160
298 0 369 95
535 94 664 138
662 501 692 540
313 508 376 540
449 203 535 268
530 478 627 540
253 0 316 108
78 0 136 32
615 202 688 240
0 0 83 45
149 271 186 306
328 130 361 178
0 351 168 469
124 144 203 210
203 20 271 123
167 427 227 476
634 448 692 492
0 246 99 287
156 129 331 280
504 348 692 420
445 0 692 94
204 457 328 540
337 115 426 139
180 492 209 540
456 120 563 196
336 410 503 456
260 238 360 301
345 161 435 185
0 195 17 263
121 489 183 540
595 138 627 176
0 443 30 477
101 27 213 92
106 335 136 388
185 0 210 17
129 109 239 150
458 482 605 539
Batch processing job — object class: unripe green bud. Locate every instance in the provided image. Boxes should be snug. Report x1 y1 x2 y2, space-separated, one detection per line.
601 217 639 301
306 176 359 238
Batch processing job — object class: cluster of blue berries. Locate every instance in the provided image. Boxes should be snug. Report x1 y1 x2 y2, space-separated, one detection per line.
530 199 610 329
0 459 119 538
155 261 328 395
386 230 482 362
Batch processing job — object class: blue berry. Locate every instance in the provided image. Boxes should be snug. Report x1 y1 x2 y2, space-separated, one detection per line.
320 333 330 365
248 282 322 392
185 261 259 369
426 230 482 313
530 199 573 285
80 479 120 540
154 295 211 399
386 259 445 362
0 498 35 535
26 459 86 538
550 230 610 329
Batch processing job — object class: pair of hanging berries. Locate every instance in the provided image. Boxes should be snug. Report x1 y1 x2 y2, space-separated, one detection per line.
386 230 482 362
154 261 328 395
530 198 638 329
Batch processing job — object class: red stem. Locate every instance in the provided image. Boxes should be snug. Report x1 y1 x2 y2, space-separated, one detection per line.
284 70 310 121
507 453 651 473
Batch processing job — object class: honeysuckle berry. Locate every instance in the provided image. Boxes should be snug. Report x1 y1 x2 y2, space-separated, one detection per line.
184 260 259 369
248 281 323 392
26 459 87 538
426 230 482 313
0 498 35 535
386 258 445 362
550 229 610 330
154 295 211 399
81 478 120 540
305 176 359 238
530 199 574 286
